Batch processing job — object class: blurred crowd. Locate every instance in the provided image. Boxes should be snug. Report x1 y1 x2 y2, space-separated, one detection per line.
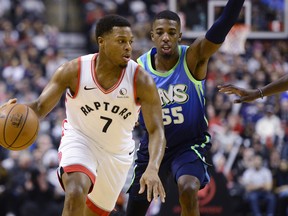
0 0 288 216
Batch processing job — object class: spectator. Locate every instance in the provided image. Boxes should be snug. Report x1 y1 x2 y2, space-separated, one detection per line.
255 104 284 149
241 154 276 216
274 159 288 216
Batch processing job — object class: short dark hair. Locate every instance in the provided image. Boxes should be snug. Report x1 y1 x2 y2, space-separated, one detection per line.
153 10 181 25
95 14 131 41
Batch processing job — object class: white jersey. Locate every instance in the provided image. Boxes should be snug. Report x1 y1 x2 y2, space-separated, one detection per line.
65 53 141 154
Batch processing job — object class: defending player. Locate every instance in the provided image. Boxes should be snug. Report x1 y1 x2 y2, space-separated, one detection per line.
126 1 246 215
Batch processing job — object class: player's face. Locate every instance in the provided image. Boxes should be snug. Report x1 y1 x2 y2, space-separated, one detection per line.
99 26 133 68
151 19 182 57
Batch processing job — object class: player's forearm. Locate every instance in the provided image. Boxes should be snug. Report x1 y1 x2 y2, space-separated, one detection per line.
205 0 245 44
147 132 166 171
260 74 288 98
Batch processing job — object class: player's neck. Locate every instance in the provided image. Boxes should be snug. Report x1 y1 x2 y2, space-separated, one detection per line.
154 53 179 72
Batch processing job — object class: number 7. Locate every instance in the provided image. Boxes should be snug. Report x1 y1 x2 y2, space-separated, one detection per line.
100 116 112 132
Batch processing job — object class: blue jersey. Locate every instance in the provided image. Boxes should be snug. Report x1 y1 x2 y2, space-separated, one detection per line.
137 45 211 154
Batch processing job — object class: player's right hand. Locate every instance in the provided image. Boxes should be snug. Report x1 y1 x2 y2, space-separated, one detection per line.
139 168 166 203
0 98 17 109
218 84 260 103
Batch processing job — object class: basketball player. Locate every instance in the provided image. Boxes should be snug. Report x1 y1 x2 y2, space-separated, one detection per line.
3 15 166 216
126 1 246 215
218 74 288 103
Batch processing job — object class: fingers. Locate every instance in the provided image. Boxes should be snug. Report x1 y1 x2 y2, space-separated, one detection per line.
138 177 146 194
139 177 152 202
0 98 17 109
218 85 236 93
147 183 152 202
8 98 17 104
138 177 166 203
158 182 166 203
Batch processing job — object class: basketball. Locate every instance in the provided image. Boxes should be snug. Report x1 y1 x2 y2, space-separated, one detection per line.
0 103 39 151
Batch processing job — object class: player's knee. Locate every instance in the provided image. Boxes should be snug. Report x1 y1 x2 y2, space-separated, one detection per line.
65 187 87 211
65 180 90 206
63 172 92 197
178 179 200 206
179 186 198 204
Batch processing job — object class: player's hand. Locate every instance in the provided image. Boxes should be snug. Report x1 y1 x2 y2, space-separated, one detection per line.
218 84 260 103
0 98 17 109
139 167 166 203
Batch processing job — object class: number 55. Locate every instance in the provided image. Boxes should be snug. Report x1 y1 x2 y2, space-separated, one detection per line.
162 106 184 126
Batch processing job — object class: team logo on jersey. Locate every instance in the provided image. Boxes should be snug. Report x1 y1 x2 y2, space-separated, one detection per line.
117 88 129 98
158 84 189 106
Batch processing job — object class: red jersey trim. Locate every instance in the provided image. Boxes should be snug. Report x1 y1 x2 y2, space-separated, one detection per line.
86 197 110 216
65 164 95 193
92 55 126 94
59 119 68 144
63 164 96 184
91 53 97 83
57 164 96 194
134 65 140 106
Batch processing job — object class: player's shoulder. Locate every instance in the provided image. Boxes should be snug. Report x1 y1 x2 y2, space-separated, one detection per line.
64 53 96 73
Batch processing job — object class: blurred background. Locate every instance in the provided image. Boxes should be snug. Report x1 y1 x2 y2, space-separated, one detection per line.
0 0 287 216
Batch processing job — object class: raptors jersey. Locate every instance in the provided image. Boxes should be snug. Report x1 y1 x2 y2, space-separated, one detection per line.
137 45 211 152
64 54 141 154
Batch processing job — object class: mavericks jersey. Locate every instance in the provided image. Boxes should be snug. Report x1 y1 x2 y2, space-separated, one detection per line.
65 54 141 154
138 45 211 152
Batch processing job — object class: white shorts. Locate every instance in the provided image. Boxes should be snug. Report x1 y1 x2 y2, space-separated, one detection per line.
58 125 134 213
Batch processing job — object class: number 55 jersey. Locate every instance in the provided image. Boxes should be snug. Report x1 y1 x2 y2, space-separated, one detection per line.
137 45 211 155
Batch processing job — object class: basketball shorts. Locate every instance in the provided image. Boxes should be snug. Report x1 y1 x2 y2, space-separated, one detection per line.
57 125 134 213
128 145 210 200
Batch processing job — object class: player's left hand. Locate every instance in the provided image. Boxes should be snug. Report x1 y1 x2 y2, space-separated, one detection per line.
139 168 166 203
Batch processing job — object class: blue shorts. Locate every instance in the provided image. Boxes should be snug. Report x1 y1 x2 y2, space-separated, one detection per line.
127 145 211 200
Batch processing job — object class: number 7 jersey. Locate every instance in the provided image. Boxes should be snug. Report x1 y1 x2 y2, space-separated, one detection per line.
137 45 210 150
64 54 141 154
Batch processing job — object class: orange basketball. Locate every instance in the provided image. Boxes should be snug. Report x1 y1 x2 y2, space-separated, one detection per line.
0 103 39 151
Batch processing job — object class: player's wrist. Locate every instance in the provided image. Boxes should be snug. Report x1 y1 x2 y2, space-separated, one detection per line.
146 163 160 172
257 88 264 99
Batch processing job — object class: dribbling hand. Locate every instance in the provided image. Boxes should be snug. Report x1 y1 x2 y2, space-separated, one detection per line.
0 98 17 109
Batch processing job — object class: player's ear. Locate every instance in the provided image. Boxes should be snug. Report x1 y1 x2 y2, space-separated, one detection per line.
178 32 182 42
150 31 155 41
98 37 104 46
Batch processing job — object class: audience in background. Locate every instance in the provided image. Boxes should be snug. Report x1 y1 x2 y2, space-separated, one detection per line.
0 1 288 216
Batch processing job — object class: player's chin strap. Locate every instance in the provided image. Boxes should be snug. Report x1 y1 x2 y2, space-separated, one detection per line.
205 0 245 44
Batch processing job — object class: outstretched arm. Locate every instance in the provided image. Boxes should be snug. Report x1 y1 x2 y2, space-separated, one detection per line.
187 0 245 80
136 66 166 203
205 0 245 44
218 74 288 103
